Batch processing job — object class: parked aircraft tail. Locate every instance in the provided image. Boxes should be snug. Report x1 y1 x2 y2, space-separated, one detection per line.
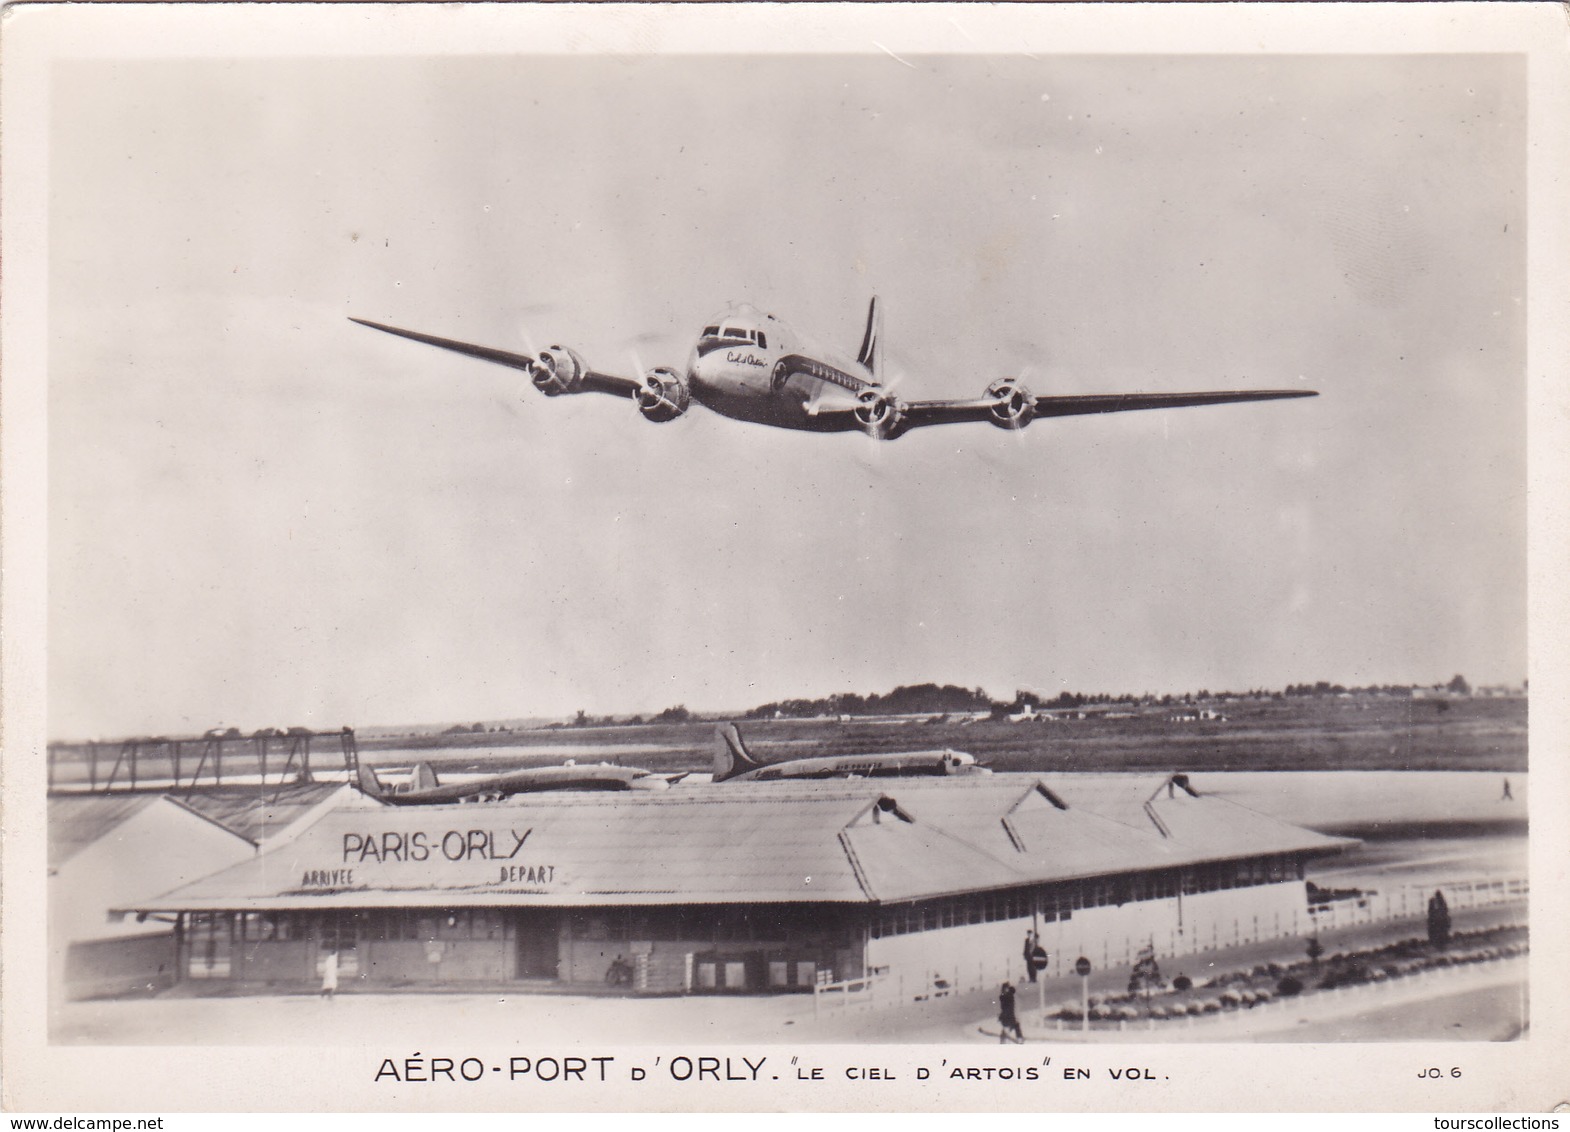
713 723 762 782
856 296 882 377
411 762 441 791
355 762 387 798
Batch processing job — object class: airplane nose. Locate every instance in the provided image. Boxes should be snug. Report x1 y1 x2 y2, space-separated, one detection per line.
688 352 723 392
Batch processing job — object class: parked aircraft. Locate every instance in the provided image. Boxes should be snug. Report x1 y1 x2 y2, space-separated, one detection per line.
350 297 1316 441
712 724 991 783
355 759 670 804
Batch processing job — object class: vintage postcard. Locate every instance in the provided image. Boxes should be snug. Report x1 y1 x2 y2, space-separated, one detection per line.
3 1 1567 1115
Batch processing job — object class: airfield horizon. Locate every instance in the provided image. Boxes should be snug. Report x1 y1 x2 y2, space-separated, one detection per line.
360 694 1527 775
44 695 1527 796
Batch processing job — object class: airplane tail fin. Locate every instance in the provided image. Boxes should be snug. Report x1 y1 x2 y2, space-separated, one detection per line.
713 723 761 782
355 762 387 798
856 296 883 377
411 762 441 791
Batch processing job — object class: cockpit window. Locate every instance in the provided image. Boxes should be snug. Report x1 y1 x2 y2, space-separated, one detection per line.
702 326 719 338
723 327 748 339
756 332 767 349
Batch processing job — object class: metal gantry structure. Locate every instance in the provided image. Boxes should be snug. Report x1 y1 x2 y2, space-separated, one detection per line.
47 727 359 796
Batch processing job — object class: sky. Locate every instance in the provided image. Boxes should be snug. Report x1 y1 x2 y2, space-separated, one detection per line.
46 51 1528 738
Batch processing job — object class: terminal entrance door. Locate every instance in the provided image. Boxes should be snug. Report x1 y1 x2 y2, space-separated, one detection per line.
515 913 559 979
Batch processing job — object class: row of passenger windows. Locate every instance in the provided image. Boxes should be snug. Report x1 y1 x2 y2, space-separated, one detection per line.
702 326 767 349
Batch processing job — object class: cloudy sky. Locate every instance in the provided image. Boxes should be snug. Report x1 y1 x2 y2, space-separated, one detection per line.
46 48 1526 738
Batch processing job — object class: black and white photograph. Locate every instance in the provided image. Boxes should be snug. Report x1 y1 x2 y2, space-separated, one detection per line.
3 1 1567 1115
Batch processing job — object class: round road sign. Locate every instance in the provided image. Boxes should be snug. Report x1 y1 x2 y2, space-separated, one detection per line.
1075 956 1092 977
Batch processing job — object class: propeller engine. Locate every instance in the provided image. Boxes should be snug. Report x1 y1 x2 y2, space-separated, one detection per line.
528 345 588 397
636 366 691 423
853 387 908 440
985 378 1036 431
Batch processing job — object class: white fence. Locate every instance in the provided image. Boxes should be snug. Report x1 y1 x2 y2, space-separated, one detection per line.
1304 877 1527 934
813 958 1037 1018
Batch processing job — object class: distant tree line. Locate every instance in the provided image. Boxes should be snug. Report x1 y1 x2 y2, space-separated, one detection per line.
497 674 1509 735
744 683 994 721
1282 674 1472 698
738 673 1498 722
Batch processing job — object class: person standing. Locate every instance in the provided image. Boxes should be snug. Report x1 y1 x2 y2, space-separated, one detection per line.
1022 931 1038 983
998 981 1024 1043
320 949 339 1001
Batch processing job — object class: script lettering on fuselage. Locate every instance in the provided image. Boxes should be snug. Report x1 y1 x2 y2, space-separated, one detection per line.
725 350 767 367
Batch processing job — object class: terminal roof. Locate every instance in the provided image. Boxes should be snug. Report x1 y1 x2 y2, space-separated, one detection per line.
123 773 1354 914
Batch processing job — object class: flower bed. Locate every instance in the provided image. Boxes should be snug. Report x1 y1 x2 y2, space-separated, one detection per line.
1045 924 1527 1027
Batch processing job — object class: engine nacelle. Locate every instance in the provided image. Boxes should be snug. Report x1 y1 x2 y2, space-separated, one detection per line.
529 345 588 397
636 366 691 423
853 387 908 440
985 378 1036 430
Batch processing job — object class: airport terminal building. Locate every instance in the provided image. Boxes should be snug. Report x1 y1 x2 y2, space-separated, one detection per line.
116 774 1353 993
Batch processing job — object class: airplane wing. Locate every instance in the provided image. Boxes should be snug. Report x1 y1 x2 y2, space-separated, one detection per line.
1033 389 1318 418
898 387 1319 434
804 386 1316 439
349 318 642 399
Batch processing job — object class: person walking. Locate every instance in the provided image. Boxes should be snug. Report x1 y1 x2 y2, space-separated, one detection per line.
998 981 1024 1043
320 948 339 1001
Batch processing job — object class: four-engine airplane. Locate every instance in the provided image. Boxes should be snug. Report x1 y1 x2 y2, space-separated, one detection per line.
355 759 670 805
712 724 991 783
350 298 1317 441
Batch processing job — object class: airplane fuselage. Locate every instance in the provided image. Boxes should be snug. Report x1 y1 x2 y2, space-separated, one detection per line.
361 762 668 805
711 724 990 783
732 750 990 783
685 304 872 432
